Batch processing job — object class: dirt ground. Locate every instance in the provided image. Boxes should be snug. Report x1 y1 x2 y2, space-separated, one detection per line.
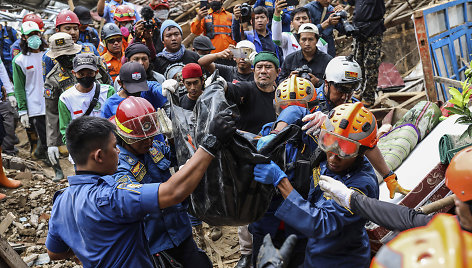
0 126 242 268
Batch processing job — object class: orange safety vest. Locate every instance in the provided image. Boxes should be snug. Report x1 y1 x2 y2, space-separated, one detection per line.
191 8 236 53
101 50 123 82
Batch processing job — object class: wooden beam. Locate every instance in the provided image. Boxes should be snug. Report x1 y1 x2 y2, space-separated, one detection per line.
0 236 28 268
433 76 462 89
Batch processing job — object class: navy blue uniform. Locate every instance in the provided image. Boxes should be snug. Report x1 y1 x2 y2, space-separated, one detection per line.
79 27 100 48
275 158 379 267
114 141 193 254
46 173 161 267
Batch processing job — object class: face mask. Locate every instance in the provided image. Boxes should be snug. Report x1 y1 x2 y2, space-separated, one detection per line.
120 27 130 38
155 10 169 21
56 55 75 69
27 35 41 50
209 1 222 11
77 76 95 88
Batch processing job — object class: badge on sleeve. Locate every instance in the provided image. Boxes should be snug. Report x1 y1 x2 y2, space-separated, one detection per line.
149 146 164 163
116 174 132 183
117 183 143 193
312 166 321 188
44 88 53 99
131 161 146 182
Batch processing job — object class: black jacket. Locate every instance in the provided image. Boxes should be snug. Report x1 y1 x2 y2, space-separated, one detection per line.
348 0 386 37
280 49 332 82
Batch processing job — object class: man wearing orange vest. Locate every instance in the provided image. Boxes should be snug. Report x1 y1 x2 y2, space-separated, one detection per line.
191 0 236 53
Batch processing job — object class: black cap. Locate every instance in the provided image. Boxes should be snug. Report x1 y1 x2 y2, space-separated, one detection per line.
119 62 149 93
73 54 98 72
193 35 215 51
74 6 93 25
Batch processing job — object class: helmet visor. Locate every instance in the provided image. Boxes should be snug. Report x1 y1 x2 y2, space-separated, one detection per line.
115 112 160 144
319 129 360 159
333 82 361 94
274 100 308 114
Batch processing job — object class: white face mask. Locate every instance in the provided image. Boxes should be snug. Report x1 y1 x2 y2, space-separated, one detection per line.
155 10 169 21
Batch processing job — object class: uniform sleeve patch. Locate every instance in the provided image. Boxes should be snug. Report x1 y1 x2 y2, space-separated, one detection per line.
117 183 143 193
149 146 164 163
131 162 146 182
116 175 132 183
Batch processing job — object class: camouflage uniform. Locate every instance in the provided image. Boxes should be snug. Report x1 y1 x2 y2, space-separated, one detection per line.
44 59 111 147
353 34 382 104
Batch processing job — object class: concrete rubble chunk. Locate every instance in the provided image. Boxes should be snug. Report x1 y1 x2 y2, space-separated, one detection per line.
23 253 38 267
29 189 46 200
34 253 50 265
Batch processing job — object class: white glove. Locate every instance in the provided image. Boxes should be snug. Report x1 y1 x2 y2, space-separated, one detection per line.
20 114 30 128
156 108 173 139
48 146 60 165
319 175 354 209
301 111 327 135
205 75 227 89
161 79 178 97
8 95 17 108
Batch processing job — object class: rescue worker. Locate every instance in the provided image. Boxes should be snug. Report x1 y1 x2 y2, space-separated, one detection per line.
11 13 44 59
45 111 236 266
74 6 100 48
112 97 212 267
273 56 409 198
113 5 136 48
254 102 379 267
191 0 236 53
0 23 17 79
42 10 108 81
100 23 124 81
319 145 472 233
58 54 115 144
101 62 166 119
44 33 111 181
13 21 48 160
97 0 141 24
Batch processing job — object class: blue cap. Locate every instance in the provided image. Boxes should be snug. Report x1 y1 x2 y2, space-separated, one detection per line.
160 20 182 41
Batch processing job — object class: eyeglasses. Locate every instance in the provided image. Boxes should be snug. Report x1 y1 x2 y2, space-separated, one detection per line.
107 37 122 44
332 82 360 94
319 129 360 159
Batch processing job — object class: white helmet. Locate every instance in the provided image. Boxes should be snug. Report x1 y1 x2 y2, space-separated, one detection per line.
325 56 362 87
236 40 256 51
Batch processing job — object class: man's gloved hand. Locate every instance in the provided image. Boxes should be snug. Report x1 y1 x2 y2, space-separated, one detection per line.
20 114 30 128
48 146 60 165
201 109 236 156
8 95 17 108
319 175 353 209
156 108 173 139
384 172 410 199
257 234 297 268
257 134 276 151
301 111 327 135
254 161 287 187
161 79 178 97
205 75 227 90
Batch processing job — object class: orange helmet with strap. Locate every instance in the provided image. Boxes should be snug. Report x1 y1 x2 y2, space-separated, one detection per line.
23 13 44 30
445 146 472 202
320 103 377 158
56 10 80 27
114 5 136 22
371 214 472 268
275 75 317 114
110 97 160 144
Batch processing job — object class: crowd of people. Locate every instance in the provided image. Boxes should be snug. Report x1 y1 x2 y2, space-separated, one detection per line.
0 0 469 267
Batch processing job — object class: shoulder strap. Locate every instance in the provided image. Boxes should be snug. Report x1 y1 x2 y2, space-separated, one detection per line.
84 83 101 116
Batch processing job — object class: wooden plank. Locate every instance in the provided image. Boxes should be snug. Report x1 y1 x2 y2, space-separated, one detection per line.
433 76 462 89
0 235 28 268
414 10 438 101
0 213 15 235
398 78 424 92
397 91 426 109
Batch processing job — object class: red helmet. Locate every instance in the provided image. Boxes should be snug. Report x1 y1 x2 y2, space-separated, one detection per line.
56 10 80 27
114 5 136 22
23 13 44 30
111 97 160 144
151 0 170 10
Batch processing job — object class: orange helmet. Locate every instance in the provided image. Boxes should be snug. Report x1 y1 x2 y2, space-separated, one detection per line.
445 146 472 202
371 214 472 268
275 75 317 114
23 13 44 30
110 97 160 144
114 5 136 22
322 102 377 148
56 10 80 27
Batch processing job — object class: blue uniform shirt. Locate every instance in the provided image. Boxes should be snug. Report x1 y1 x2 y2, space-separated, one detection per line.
114 141 192 254
1 26 17 75
9 39 20 59
46 173 161 268
102 0 141 23
101 81 167 119
79 27 100 48
42 42 99 80
275 158 379 267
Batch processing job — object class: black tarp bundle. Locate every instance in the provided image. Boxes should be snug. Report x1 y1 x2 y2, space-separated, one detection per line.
169 78 281 226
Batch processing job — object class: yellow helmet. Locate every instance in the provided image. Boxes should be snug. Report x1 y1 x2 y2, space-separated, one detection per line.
371 214 472 268
274 75 317 114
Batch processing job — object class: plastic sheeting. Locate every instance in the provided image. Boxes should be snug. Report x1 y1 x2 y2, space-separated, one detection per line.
170 77 280 226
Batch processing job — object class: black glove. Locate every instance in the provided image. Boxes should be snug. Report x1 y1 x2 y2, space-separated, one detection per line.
201 109 236 156
257 234 297 268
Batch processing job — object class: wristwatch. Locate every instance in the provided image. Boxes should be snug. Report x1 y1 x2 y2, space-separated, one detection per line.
200 134 220 157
